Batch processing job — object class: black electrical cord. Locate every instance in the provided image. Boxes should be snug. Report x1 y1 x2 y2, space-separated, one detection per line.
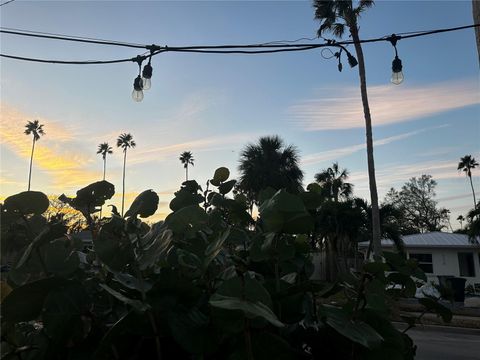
0 0 16 7
1 23 478 65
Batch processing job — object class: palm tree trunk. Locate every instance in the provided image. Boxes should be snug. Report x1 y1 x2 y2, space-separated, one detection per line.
186 165 188 181
103 157 107 181
469 174 477 209
351 27 382 258
100 156 106 219
27 137 35 191
122 150 127 217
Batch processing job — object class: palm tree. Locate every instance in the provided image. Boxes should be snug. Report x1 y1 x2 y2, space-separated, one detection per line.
313 0 381 257
458 155 478 209
116 133 136 216
24 120 45 191
237 135 304 204
179 151 195 181
457 215 465 230
97 143 113 181
314 162 353 202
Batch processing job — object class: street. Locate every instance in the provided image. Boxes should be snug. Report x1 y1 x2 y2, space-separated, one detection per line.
408 326 480 360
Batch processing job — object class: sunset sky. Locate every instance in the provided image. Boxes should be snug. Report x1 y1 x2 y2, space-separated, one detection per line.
1 1 479 226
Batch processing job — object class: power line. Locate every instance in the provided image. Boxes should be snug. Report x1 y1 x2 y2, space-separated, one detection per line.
1 23 478 54
0 27 146 48
0 23 478 65
0 28 147 49
0 0 16 7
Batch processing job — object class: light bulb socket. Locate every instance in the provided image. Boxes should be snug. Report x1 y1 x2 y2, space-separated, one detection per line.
142 63 153 79
392 56 403 73
133 75 143 91
347 52 358 68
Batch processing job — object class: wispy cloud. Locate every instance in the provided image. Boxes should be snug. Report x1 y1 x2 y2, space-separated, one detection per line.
129 133 255 165
301 125 448 166
0 103 99 190
289 79 479 131
348 158 474 196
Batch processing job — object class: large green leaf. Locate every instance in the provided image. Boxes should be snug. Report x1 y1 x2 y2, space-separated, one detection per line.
217 274 273 308
218 180 237 195
209 294 283 327
43 238 80 277
99 284 150 312
15 222 67 269
42 281 91 345
387 272 416 298
167 308 213 354
136 222 173 270
418 297 452 322
204 228 231 270
124 189 159 218
211 167 230 186
94 216 135 272
169 189 204 211
1 277 70 328
3 191 49 215
165 205 208 234
59 181 115 214
259 190 313 234
321 305 383 349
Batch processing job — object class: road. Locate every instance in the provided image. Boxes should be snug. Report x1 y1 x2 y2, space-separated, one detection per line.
408 326 480 360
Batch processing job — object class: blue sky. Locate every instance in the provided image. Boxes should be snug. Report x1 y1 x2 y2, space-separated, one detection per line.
1 0 479 226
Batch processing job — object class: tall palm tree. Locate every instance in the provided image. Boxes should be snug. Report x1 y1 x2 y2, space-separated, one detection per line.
116 133 136 216
97 142 113 181
457 215 465 230
97 142 113 220
458 155 478 209
238 135 304 204
24 120 45 191
179 151 195 181
313 0 381 257
314 162 353 202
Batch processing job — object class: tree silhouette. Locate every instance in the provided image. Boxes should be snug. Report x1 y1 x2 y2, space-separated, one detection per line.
237 135 303 204
179 151 195 181
116 133 136 216
24 120 45 191
315 162 353 202
97 143 113 181
457 155 478 209
313 0 382 257
457 215 465 230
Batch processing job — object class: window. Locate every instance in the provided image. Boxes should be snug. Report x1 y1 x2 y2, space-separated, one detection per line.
458 252 475 277
409 253 433 273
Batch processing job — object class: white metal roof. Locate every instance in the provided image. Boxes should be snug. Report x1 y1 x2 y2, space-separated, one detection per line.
358 232 480 249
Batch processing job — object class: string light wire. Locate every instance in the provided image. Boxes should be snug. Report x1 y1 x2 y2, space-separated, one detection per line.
1 24 478 65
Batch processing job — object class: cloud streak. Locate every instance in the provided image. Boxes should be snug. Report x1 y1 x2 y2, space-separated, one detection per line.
129 133 256 165
0 103 99 189
301 125 448 166
289 79 479 131
348 158 476 197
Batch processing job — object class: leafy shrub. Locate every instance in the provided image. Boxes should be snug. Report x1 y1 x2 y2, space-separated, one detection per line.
0 170 451 359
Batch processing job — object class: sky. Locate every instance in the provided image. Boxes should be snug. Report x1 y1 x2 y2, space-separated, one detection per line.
1 0 479 228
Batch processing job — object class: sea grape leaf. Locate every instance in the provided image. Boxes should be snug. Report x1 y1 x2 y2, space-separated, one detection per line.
209 294 283 327
124 189 159 218
3 191 49 215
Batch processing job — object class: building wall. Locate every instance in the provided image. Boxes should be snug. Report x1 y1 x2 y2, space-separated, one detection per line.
406 248 480 286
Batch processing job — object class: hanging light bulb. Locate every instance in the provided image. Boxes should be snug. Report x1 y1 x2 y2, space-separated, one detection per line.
389 34 404 85
391 56 404 85
132 75 144 102
131 56 145 102
142 62 153 90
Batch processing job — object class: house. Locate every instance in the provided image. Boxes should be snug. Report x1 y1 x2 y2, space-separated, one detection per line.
358 232 480 287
